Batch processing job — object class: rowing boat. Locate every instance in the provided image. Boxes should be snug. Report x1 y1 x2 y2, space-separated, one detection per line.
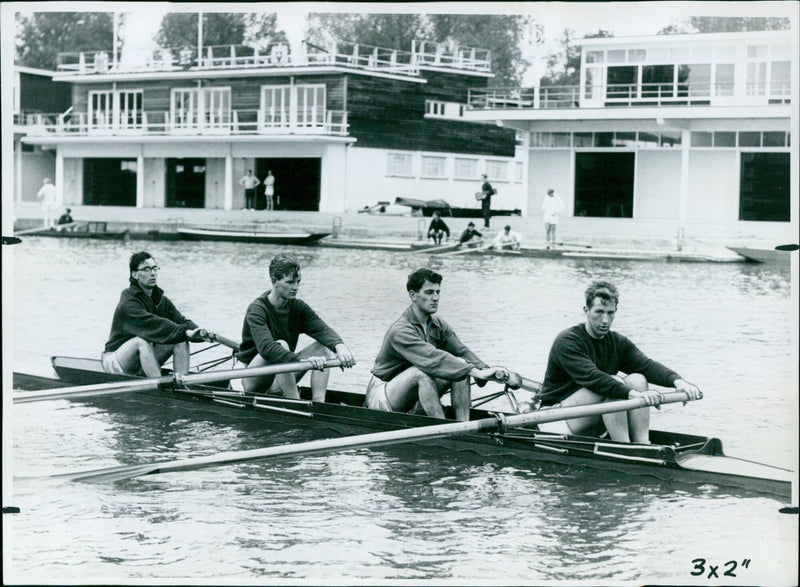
13 356 793 499
176 227 330 245
727 246 792 265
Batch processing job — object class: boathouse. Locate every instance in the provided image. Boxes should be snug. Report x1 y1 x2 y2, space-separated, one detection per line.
464 30 796 240
15 40 526 213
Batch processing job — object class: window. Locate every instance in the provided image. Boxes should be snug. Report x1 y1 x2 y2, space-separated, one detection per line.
585 51 603 64
607 66 638 98
642 65 674 98
660 131 681 148
715 64 735 96
770 61 790 95
677 64 711 97
573 133 593 147
486 160 508 181
637 132 660 148
763 132 786 147
613 132 636 147
454 158 478 179
747 45 768 59
608 50 626 63
714 132 736 147
628 49 646 61
421 156 446 178
739 132 761 147
515 162 524 182
387 153 413 177
530 132 570 148
691 132 712 147
425 100 446 116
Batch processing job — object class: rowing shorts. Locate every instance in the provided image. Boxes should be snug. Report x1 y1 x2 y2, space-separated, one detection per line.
101 351 126 375
364 376 395 411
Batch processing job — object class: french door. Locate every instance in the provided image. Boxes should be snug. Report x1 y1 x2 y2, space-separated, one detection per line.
171 87 231 131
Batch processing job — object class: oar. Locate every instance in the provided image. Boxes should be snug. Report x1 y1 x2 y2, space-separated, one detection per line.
2 236 22 245
437 241 487 257
556 241 592 249
209 333 240 351
775 244 799 251
13 359 342 404
53 391 698 483
410 242 458 255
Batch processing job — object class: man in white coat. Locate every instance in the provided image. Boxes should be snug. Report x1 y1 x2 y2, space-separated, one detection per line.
541 188 565 249
37 178 58 228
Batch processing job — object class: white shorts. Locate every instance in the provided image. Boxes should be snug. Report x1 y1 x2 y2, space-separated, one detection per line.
100 351 127 375
364 376 395 411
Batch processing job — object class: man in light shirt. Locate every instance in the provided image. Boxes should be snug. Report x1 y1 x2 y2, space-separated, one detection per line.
541 188 565 249
239 170 260 210
491 225 522 251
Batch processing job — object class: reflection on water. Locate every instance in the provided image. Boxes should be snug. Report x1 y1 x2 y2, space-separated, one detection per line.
6 238 797 583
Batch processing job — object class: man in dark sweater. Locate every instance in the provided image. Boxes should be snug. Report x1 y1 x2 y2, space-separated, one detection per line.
236 254 355 400
540 281 701 442
427 211 450 245
102 251 215 377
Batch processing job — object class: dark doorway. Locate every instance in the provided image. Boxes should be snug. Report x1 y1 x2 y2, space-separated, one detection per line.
739 152 790 222
83 158 137 206
574 152 635 218
255 158 321 211
166 158 206 208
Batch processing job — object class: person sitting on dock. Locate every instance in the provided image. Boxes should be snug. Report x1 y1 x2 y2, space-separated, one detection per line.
457 222 483 247
102 251 216 378
538 281 702 442
365 268 510 421
236 253 356 401
427 211 450 245
56 208 74 230
490 225 522 251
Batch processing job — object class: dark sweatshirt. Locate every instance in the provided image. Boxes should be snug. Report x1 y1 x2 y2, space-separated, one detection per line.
236 292 343 364
104 280 197 352
541 324 680 404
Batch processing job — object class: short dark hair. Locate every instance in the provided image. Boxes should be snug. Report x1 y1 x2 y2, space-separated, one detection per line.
66 208 71 213
270 253 301 282
129 251 153 274
467 222 475 228
407 268 442 293
504 225 511 231
585 281 619 308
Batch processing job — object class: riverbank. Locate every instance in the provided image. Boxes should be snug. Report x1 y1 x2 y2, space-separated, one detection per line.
9 201 797 262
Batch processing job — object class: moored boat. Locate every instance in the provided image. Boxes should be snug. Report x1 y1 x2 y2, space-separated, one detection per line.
176 226 330 245
727 246 792 265
12 356 794 499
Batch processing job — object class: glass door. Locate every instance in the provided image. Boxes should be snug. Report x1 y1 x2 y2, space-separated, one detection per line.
172 89 199 130
117 90 143 130
296 85 325 129
89 90 114 130
261 86 291 130
203 87 230 130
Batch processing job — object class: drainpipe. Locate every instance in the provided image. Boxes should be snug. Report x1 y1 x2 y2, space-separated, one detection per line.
679 128 690 233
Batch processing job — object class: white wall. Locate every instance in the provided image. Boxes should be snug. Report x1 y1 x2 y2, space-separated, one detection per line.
143 159 165 207
345 146 526 213
19 151 56 202
204 158 226 209
687 150 739 222
528 150 572 218
62 158 82 205
635 151 682 220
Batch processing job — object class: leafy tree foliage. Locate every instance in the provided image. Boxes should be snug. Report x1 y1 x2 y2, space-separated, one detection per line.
540 29 612 87
305 12 533 86
155 13 247 49
16 12 116 70
659 16 791 34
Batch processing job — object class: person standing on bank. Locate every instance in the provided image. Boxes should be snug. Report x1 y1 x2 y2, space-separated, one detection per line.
478 174 497 229
365 268 511 421
239 169 260 210
264 170 276 211
236 254 355 401
541 188 565 249
538 281 702 443
427 211 450 245
102 252 216 377
37 178 58 228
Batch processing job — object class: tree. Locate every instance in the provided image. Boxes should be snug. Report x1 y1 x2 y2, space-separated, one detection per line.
428 14 533 86
663 16 791 34
540 29 612 87
155 13 247 49
305 13 533 86
16 12 116 70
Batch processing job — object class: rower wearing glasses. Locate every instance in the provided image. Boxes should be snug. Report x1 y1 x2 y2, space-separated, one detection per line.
102 251 216 377
235 254 356 401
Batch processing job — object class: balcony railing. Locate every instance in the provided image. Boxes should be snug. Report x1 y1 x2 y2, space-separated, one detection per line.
55 39 491 77
20 109 349 137
468 81 792 110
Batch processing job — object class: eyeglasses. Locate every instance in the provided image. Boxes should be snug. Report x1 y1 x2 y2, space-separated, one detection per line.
137 265 160 274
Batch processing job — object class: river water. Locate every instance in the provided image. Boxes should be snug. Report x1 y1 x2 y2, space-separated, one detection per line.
4 237 798 585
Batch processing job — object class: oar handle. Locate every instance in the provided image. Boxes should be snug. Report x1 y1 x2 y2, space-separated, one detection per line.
209 333 240 351
181 358 343 386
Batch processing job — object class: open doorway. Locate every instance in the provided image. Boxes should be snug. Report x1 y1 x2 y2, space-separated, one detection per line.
574 152 635 218
255 158 321 211
166 158 206 208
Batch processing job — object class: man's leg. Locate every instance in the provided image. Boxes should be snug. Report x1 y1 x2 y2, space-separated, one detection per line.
241 353 277 395
384 367 443 418
112 336 162 377
538 387 604 435
482 201 491 228
291 341 335 402
599 374 650 442
444 377 471 421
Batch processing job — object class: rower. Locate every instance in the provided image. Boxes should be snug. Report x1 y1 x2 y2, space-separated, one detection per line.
235 253 355 401
365 268 510 421
490 225 522 251
427 211 450 245
102 251 217 378
538 281 702 442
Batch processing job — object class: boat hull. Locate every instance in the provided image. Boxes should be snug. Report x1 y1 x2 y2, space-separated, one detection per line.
177 227 329 245
12 357 794 500
727 246 791 265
